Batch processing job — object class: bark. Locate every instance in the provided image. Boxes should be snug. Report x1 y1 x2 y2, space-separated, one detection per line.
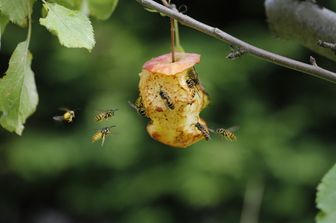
265 0 336 62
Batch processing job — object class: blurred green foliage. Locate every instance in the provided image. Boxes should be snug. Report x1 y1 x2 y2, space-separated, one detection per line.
0 0 335 223
316 164 336 223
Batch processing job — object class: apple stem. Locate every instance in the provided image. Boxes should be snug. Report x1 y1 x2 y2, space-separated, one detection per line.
170 17 175 62
161 0 175 62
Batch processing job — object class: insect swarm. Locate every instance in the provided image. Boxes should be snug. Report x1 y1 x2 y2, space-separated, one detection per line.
53 108 76 123
138 52 210 148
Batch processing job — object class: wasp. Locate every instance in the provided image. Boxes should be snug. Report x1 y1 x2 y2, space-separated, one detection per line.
186 67 201 97
195 122 211 141
95 109 118 122
211 126 240 141
159 89 175 110
128 96 148 118
92 125 116 147
226 45 245 60
53 108 76 123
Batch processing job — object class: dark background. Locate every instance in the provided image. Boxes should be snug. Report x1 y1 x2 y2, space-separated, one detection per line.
0 0 336 222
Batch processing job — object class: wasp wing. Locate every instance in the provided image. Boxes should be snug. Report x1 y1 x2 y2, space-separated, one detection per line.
101 135 106 147
208 128 215 133
53 116 64 122
128 101 140 112
226 126 240 132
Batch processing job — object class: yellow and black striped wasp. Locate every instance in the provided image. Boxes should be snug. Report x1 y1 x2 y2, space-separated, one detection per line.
195 122 211 141
210 126 240 141
53 108 76 123
159 89 175 110
92 125 116 147
95 109 118 122
186 67 203 97
128 96 148 118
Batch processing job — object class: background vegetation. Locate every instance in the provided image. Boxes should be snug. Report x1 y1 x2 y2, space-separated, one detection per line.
0 0 336 222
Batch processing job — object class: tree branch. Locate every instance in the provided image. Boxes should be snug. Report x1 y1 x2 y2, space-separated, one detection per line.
265 0 336 62
136 0 336 84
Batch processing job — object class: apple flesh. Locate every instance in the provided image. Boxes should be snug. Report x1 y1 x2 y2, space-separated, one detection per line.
139 52 210 148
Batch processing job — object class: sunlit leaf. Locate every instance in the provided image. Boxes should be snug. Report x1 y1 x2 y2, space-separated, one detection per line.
0 41 38 135
40 2 95 51
88 0 118 20
0 0 34 27
316 164 336 223
52 0 81 9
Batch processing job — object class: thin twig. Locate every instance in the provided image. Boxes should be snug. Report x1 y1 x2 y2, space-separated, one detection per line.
136 0 336 84
317 40 336 53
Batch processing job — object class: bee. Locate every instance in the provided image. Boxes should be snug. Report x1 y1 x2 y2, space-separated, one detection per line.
159 89 175 110
92 125 116 147
195 122 211 141
53 108 76 123
95 109 118 122
212 126 240 141
128 96 148 118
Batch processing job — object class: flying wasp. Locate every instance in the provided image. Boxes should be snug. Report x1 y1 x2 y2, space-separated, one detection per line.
53 108 76 123
159 89 175 110
195 122 211 141
211 126 240 141
92 125 116 147
95 109 118 122
128 96 148 118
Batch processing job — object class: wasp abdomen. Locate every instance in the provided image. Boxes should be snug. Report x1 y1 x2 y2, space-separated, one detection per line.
195 122 211 141
159 90 175 110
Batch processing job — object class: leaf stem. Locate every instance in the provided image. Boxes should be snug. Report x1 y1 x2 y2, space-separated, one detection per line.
26 0 32 46
174 19 183 52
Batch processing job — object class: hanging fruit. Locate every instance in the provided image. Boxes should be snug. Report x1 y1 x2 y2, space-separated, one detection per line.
137 52 210 148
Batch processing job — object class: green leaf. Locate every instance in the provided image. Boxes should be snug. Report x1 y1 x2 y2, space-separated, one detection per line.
52 0 81 9
316 164 336 223
0 41 38 135
88 0 118 20
40 2 95 51
0 0 34 27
